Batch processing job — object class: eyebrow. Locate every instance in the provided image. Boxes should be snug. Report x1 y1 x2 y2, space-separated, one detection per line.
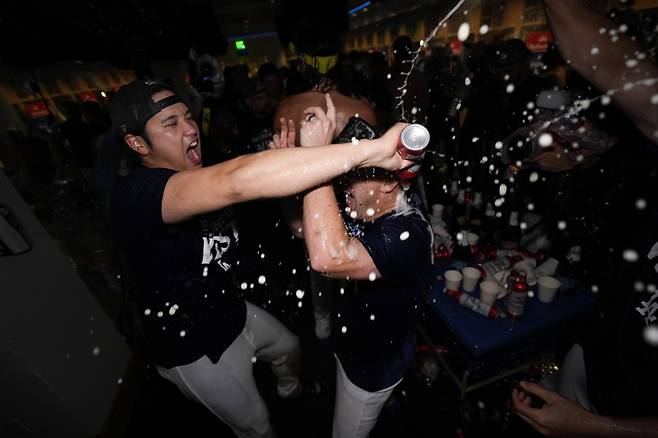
161 114 177 125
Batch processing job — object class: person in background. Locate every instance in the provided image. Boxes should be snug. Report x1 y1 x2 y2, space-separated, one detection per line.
258 62 285 112
272 19 377 342
512 1 658 436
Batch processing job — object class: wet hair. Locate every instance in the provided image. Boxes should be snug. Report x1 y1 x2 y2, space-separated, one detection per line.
346 167 398 183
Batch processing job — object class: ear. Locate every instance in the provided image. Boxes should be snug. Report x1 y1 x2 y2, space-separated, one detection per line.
379 179 399 194
124 134 150 158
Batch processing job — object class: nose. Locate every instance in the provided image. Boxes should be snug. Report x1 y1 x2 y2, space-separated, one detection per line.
183 118 198 137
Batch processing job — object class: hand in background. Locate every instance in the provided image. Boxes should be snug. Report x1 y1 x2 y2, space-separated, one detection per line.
299 93 336 147
268 117 296 149
512 380 600 437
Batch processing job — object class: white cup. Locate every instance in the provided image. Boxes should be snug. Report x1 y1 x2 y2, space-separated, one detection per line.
480 280 499 305
462 267 481 292
444 270 463 291
432 204 445 218
536 257 559 278
467 232 480 246
537 276 561 303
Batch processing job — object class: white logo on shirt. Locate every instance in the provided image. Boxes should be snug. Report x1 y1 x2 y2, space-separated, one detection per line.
636 241 658 325
637 292 658 325
202 233 232 271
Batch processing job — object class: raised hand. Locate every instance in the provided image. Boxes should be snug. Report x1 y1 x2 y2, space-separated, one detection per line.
268 117 296 149
299 93 337 147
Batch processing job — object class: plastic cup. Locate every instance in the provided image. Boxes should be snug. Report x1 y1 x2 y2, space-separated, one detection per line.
467 232 479 245
536 257 559 277
480 280 499 305
462 267 481 292
514 258 538 286
537 276 561 303
444 270 463 291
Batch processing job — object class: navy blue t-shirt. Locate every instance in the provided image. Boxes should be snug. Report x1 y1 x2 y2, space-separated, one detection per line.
336 206 433 391
111 167 246 368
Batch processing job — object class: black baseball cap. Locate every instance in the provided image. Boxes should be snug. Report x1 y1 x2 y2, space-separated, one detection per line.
110 80 183 136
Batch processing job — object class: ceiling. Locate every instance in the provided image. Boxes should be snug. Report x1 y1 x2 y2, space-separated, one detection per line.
209 0 280 37
210 0 452 40
0 0 438 66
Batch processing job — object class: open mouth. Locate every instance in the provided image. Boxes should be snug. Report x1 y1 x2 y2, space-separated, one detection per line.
186 139 201 165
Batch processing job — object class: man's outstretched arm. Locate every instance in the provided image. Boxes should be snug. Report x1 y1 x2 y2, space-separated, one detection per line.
543 0 658 143
162 122 409 224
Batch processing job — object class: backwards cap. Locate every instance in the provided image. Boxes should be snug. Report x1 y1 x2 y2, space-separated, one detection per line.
110 80 183 136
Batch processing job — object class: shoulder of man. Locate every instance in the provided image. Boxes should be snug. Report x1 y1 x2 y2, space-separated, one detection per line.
111 167 177 225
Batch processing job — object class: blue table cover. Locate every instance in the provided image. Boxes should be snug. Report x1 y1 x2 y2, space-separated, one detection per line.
426 265 597 358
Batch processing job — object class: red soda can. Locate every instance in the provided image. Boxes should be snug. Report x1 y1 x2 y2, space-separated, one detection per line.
397 124 430 180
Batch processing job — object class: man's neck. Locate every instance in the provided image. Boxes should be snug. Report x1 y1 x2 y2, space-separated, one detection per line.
313 77 335 94
363 191 401 222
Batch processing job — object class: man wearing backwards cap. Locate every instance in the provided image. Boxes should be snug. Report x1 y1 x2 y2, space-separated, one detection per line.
108 80 412 438
274 94 433 438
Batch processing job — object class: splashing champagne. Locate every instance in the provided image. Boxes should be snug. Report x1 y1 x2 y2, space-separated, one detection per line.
394 0 468 121
398 124 430 180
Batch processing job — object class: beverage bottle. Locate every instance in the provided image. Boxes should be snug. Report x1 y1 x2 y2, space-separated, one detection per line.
456 188 466 205
477 255 524 278
473 192 483 210
430 206 453 260
444 288 507 319
506 275 529 319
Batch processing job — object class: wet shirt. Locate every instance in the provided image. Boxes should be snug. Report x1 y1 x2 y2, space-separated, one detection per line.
111 167 246 368
336 207 433 392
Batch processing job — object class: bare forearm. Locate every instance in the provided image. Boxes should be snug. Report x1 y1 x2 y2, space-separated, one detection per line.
302 184 350 271
228 141 379 202
165 143 366 223
594 416 658 437
543 0 658 141
563 411 658 437
543 0 616 83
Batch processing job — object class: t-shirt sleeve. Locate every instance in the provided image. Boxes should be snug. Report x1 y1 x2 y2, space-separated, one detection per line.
112 168 176 229
357 213 432 281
